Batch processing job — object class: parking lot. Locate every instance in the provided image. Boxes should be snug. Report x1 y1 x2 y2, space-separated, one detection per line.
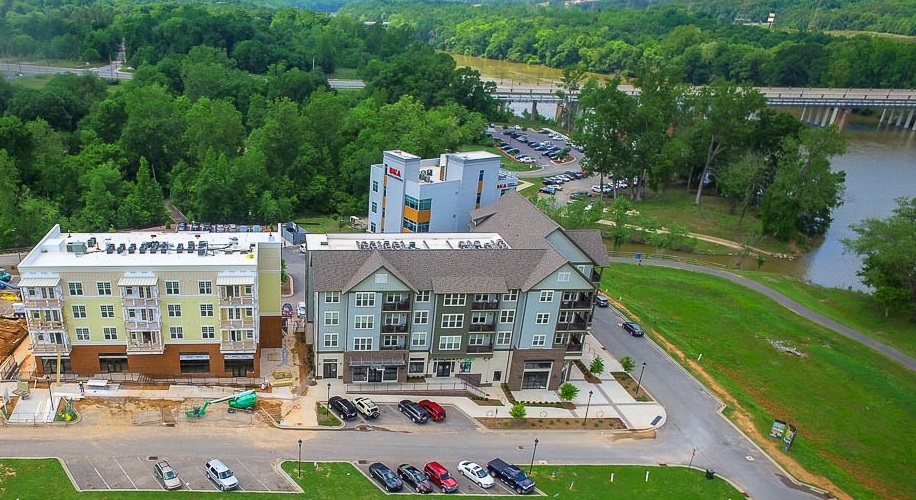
492 126 580 170
337 401 481 433
355 460 542 496
64 455 297 492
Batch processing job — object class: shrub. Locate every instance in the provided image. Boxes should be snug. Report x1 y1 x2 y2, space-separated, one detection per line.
619 355 636 373
510 402 527 420
589 356 605 375
558 382 580 402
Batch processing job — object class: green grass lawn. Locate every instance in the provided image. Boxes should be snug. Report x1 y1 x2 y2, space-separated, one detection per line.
736 271 916 359
603 265 916 500
0 459 743 499
293 214 365 234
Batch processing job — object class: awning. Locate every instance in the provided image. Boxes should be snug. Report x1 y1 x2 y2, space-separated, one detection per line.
216 275 256 286
17 277 60 287
347 351 407 367
224 354 254 360
118 276 158 287
179 353 210 361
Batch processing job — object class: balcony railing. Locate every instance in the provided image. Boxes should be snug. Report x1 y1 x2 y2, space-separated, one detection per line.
22 297 62 308
560 300 593 309
220 339 256 353
382 301 411 311
555 321 589 332
467 344 494 353
469 323 496 332
32 341 72 355
380 343 407 351
220 319 256 329
121 295 158 306
219 295 255 305
127 341 165 354
471 301 499 310
27 320 64 330
591 270 601 283
124 320 162 331
565 342 584 353
381 324 409 333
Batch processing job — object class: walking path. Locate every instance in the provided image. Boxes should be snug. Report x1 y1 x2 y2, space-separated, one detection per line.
609 257 916 371
598 220 786 257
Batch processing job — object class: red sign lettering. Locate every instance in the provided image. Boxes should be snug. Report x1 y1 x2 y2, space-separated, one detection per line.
387 166 402 179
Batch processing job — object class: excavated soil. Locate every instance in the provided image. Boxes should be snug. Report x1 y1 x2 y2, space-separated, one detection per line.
0 318 27 357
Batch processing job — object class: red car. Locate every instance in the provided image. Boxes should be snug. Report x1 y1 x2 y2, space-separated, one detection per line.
282 303 293 317
418 399 446 421
424 461 458 493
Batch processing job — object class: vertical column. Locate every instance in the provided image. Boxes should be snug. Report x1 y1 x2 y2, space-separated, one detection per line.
829 107 840 126
820 107 831 127
800 107 808 123
904 109 915 129
895 109 905 126
835 108 851 132
878 108 888 124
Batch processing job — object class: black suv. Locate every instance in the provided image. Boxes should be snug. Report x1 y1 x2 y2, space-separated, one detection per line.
328 396 357 420
622 321 645 337
487 458 535 494
397 399 430 423
397 464 433 493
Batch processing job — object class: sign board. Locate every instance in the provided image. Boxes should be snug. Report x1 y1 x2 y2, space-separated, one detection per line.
387 165 402 180
783 425 798 451
769 419 787 438
179 354 210 361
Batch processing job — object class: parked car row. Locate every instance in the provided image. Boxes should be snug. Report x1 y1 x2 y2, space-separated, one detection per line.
326 396 447 424
543 170 585 186
367 458 535 494
154 459 239 491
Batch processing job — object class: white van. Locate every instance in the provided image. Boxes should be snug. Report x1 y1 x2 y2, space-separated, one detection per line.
12 303 25 318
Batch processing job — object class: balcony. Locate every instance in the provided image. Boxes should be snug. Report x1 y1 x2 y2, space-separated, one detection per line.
22 296 62 308
381 324 409 333
27 320 64 330
31 341 71 356
382 301 411 311
121 295 158 307
127 340 165 355
219 295 255 306
565 342 584 353
220 339 256 353
471 301 499 310
467 344 494 353
380 342 407 351
560 299 593 309
220 319 256 329
469 323 496 332
124 320 162 331
555 320 589 332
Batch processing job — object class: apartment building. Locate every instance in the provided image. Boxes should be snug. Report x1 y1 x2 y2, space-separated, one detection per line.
17 225 282 379
307 191 607 390
367 150 519 234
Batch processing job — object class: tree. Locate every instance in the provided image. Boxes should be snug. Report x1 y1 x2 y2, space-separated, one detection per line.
619 355 636 374
509 402 527 420
843 197 916 317
605 198 636 251
556 63 586 131
589 356 605 376
558 382 580 402
118 158 168 229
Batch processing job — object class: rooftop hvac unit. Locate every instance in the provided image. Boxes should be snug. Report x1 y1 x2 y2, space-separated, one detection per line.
160 243 168 254
187 241 195 252
106 244 115 254
177 243 184 253
139 243 147 254
198 247 206 256
117 243 126 254
66 241 88 253
128 243 136 254
87 237 97 248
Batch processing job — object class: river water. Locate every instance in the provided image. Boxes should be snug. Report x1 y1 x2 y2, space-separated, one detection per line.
505 100 916 291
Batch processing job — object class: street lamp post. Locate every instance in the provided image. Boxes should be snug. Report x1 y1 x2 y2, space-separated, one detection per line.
297 439 302 478
45 375 53 407
635 362 647 397
528 438 539 474
326 382 331 415
583 390 593 425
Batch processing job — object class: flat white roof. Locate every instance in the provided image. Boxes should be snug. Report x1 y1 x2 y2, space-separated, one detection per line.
304 232 510 251
21 227 280 270
449 151 500 161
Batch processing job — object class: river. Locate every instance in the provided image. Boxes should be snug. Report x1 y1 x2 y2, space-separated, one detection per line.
500 98 915 291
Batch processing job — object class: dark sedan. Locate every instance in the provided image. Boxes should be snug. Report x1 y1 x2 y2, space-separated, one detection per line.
398 399 430 423
369 462 403 492
397 464 433 493
622 321 645 337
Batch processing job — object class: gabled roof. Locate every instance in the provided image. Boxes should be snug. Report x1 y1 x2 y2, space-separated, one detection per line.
565 230 609 267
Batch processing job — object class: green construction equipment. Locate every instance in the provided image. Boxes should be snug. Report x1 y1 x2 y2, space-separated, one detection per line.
184 389 257 418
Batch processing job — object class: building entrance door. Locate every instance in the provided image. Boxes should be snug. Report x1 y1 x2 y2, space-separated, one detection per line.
435 361 451 377
323 361 337 379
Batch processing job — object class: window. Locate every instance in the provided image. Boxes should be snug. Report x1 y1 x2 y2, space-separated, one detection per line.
413 311 428 324
478 170 485 182
411 332 427 347
441 314 464 328
562 292 576 302
558 272 571 282
577 265 588 275
418 198 432 210
354 337 373 351
75 327 90 341
409 358 425 374
324 311 340 326
532 335 546 346
201 326 215 339
474 294 489 303
167 304 182 317
169 326 184 339
502 290 518 301
371 201 378 213
100 305 115 318
372 180 379 192
536 313 550 324
179 355 209 374
97 281 112 296
496 331 512 346
200 304 214 317
415 291 431 302
439 336 461 350
68 282 83 296
471 312 489 324
554 332 569 345
382 335 402 348
325 292 340 303
499 310 515 324
468 334 485 345
355 292 375 307
103 327 118 340
354 315 374 329
324 333 339 348
539 290 554 302
165 281 180 295
72 305 86 318
558 310 574 323
198 281 212 295
443 294 465 306
370 222 376 232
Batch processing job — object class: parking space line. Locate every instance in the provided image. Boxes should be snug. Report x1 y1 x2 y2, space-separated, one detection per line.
116 459 138 489
136 456 163 490
86 457 111 490
235 459 272 492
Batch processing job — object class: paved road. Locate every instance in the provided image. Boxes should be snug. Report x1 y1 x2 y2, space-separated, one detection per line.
609 257 916 371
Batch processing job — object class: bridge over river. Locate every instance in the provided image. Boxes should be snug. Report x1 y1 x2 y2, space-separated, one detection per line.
494 84 916 131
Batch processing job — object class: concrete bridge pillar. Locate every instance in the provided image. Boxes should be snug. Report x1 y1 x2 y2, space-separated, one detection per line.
904 109 915 129
878 108 888 124
800 107 808 123
895 109 905 127
829 107 840 126
531 101 538 120
820 107 831 127
835 108 851 131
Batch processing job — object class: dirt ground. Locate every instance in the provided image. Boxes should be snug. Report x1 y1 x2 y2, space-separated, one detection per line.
477 417 626 431
0 317 27 357
610 298 849 500
75 396 281 428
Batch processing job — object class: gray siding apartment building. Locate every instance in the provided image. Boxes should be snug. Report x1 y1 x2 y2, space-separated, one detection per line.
304 191 607 391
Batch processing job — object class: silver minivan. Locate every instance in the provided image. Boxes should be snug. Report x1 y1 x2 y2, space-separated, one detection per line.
205 459 239 491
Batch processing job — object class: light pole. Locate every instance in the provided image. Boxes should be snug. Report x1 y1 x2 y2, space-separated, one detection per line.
326 382 331 415
297 439 302 478
45 375 53 404
635 362 647 397
583 390 593 425
528 438 539 474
